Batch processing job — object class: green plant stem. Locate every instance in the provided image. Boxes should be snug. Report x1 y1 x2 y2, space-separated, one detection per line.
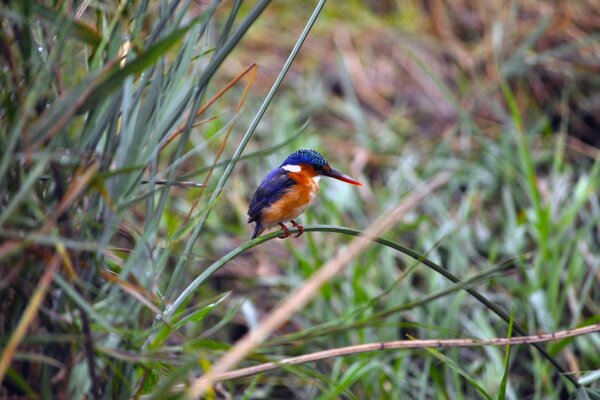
165 224 576 387
163 0 273 299
165 0 321 298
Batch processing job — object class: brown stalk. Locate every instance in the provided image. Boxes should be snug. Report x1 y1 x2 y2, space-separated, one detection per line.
202 322 600 383
0 253 61 382
184 64 258 224
161 63 257 150
99 269 161 314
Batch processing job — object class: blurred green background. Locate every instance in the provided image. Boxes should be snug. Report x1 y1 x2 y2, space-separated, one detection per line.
1 0 599 398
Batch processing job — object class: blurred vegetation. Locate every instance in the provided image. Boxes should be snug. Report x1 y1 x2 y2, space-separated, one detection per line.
1 0 599 399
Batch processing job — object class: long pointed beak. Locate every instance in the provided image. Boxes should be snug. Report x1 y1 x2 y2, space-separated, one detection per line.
323 168 362 186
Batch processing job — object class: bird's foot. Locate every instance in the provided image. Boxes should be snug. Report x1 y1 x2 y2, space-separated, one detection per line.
290 220 304 238
278 222 291 239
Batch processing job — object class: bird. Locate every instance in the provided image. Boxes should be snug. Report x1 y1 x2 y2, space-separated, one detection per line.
247 149 361 239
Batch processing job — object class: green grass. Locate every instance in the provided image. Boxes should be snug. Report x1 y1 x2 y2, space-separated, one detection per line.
1 0 600 398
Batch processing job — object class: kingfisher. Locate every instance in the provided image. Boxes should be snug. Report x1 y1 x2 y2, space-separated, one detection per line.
247 149 362 239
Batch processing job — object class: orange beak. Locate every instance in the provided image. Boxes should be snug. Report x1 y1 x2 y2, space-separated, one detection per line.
323 168 362 186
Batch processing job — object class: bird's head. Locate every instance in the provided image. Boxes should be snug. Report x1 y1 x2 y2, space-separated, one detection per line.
279 149 362 186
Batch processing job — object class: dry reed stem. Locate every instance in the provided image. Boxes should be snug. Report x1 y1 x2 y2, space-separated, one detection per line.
0 253 61 382
206 322 600 382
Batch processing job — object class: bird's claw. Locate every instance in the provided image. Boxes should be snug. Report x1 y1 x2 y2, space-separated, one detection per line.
290 220 304 238
278 223 291 239
277 221 304 239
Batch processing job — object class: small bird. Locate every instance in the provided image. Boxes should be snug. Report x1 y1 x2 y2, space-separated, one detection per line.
247 149 362 239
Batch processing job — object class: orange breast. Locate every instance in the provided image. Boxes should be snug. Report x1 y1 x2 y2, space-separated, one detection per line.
261 167 320 226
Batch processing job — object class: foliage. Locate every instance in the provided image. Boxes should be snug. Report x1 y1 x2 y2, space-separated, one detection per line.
1 0 599 399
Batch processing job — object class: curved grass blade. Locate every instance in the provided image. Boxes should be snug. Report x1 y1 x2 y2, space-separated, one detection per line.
165 224 574 386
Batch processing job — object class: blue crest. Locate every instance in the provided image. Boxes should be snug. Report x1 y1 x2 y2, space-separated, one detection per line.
280 149 328 168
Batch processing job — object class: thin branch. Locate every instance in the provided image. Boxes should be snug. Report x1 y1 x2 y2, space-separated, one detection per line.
205 322 600 383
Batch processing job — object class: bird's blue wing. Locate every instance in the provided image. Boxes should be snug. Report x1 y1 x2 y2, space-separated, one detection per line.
247 168 294 222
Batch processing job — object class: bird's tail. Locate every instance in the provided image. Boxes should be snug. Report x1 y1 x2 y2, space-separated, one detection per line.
251 223 264 239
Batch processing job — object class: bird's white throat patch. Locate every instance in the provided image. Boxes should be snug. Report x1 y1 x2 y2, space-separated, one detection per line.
281 164 302 173
312 175 321 183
